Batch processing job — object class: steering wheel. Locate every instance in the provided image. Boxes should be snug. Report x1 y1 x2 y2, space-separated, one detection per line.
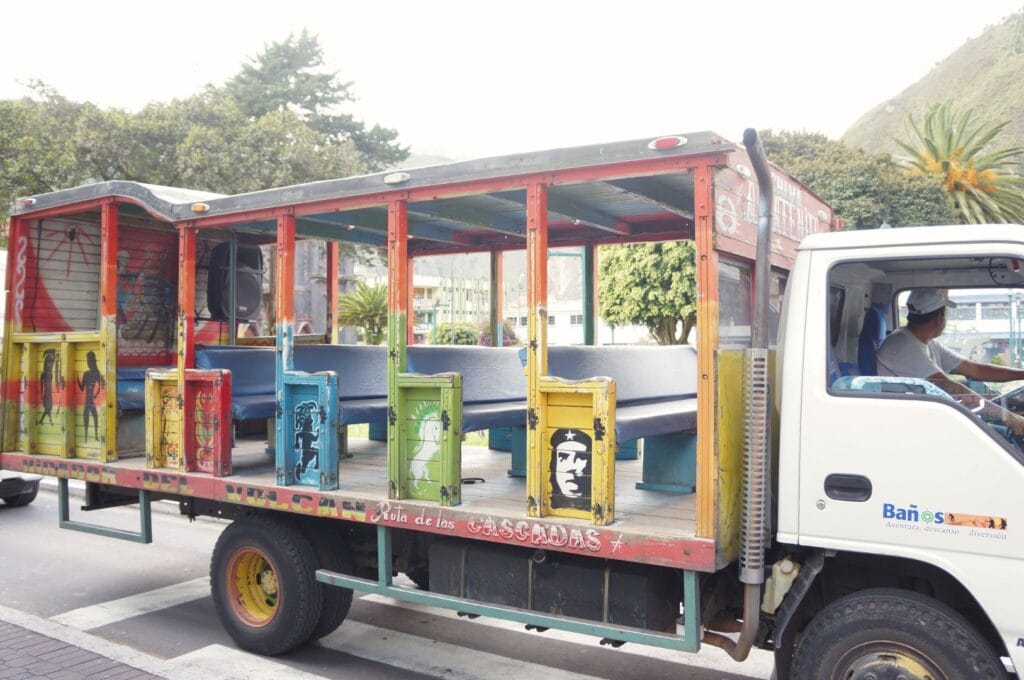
974 390 1024 452
990 384 1024 412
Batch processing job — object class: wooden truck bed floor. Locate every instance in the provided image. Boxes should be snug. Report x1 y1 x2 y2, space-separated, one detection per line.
1 437 715 571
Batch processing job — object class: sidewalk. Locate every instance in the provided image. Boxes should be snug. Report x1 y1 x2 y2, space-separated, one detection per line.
0 620 162 680
0 606 208 680
0 602 330 680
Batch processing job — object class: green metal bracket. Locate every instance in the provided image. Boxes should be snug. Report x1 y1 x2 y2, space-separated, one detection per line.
57 478 153 544
317 525 700 653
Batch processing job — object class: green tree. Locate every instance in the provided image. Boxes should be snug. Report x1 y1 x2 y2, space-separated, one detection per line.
222 30 407 170
0 84 100 243
175 99 360 193
432 322 479 345
762 130 956 228
337 282 387 345
2 33 402 236
896 101 1024 224
598 242 696 345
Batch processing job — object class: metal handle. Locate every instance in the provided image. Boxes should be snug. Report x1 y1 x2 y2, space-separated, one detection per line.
824 473 872 502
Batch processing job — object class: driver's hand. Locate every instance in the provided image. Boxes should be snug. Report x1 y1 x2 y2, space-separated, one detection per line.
958 393 982 409
1005 412 1024 437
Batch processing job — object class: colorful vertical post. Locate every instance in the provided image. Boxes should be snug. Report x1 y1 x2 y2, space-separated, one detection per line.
406 257 415 345
1 218 24 450
100 202 118 321
165 225 198 469
327 241 340 344
274 213 297 485
490 251 503 347
525 183 549 517
386 199 410 491
273 221 338 489
228 232 238 344
99 201 119 461
693 164 719 538
276 214 296 371
582 244 595 346
177 226 197 374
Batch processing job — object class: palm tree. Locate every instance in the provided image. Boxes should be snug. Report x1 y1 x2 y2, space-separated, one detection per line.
337 282 387 345
896 101 1024 224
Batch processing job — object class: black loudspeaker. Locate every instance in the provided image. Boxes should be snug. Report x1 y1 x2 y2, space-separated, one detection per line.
207 242 263 321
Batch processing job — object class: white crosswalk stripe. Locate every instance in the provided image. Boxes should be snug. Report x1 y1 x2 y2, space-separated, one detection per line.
49 576 211 629
40 574 770 679
321 619 609 680
169 644 328 679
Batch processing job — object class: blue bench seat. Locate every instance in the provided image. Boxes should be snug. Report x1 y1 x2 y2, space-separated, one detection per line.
294 345 388 425
195 346 277 421
194 344 391 426
334 397 388 425
615 398 698 443
117 365 174 411
406 345 526 433
548 345 698 441
463 401 528 432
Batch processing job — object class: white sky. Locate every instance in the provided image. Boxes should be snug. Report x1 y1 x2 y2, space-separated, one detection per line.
2 0 1021 160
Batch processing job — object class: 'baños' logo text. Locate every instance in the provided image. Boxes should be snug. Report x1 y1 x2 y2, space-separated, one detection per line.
882 503 944 524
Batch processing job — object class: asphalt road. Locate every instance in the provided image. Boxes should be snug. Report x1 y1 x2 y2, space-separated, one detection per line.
0 484 773 680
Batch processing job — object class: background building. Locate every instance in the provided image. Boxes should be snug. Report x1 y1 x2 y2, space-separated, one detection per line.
941 289 1024 366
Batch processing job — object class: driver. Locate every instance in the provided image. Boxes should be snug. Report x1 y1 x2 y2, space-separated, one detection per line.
875 288 1024 436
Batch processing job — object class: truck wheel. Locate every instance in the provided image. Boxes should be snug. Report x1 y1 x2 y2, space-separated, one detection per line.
299 524 354 642
404 565 429 590
2 481 39 507
791 587 1003 679
210 515 323 655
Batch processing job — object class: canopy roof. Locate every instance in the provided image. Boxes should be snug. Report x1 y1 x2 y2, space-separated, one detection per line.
11 131 745 253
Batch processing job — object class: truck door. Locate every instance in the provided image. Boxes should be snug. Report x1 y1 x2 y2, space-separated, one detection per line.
788 243 1024 667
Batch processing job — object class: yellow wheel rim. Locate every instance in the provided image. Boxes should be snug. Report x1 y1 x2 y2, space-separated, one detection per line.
227 546 279 627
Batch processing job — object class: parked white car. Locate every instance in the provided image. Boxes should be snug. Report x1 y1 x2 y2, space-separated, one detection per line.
0 470 39 507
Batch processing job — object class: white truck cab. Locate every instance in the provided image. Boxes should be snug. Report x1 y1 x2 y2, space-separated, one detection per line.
776 224 1024 676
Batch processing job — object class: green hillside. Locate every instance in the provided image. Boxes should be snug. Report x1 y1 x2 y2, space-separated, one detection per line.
843 12 1024 155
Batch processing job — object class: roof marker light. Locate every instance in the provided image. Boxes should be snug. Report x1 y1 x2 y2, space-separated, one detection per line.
648 135 687 151
191 202 210 213
16 197 36 209
384 172 411 185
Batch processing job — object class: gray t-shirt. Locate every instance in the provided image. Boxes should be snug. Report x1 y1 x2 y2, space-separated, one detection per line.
875 327 965 379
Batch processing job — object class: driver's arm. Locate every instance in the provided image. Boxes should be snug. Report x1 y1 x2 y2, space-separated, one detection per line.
926 371 977 402
954 360 1024 383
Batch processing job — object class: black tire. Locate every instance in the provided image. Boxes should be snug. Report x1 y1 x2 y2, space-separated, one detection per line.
791 588 1004 680
298 524 354 642
405 565 429 590
2 481 39 507
210 515 323 656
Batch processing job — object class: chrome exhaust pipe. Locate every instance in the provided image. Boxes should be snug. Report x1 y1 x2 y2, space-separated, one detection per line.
721 128 774 662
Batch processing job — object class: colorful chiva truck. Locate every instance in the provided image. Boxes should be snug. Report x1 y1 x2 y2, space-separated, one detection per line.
6 130 1018 678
